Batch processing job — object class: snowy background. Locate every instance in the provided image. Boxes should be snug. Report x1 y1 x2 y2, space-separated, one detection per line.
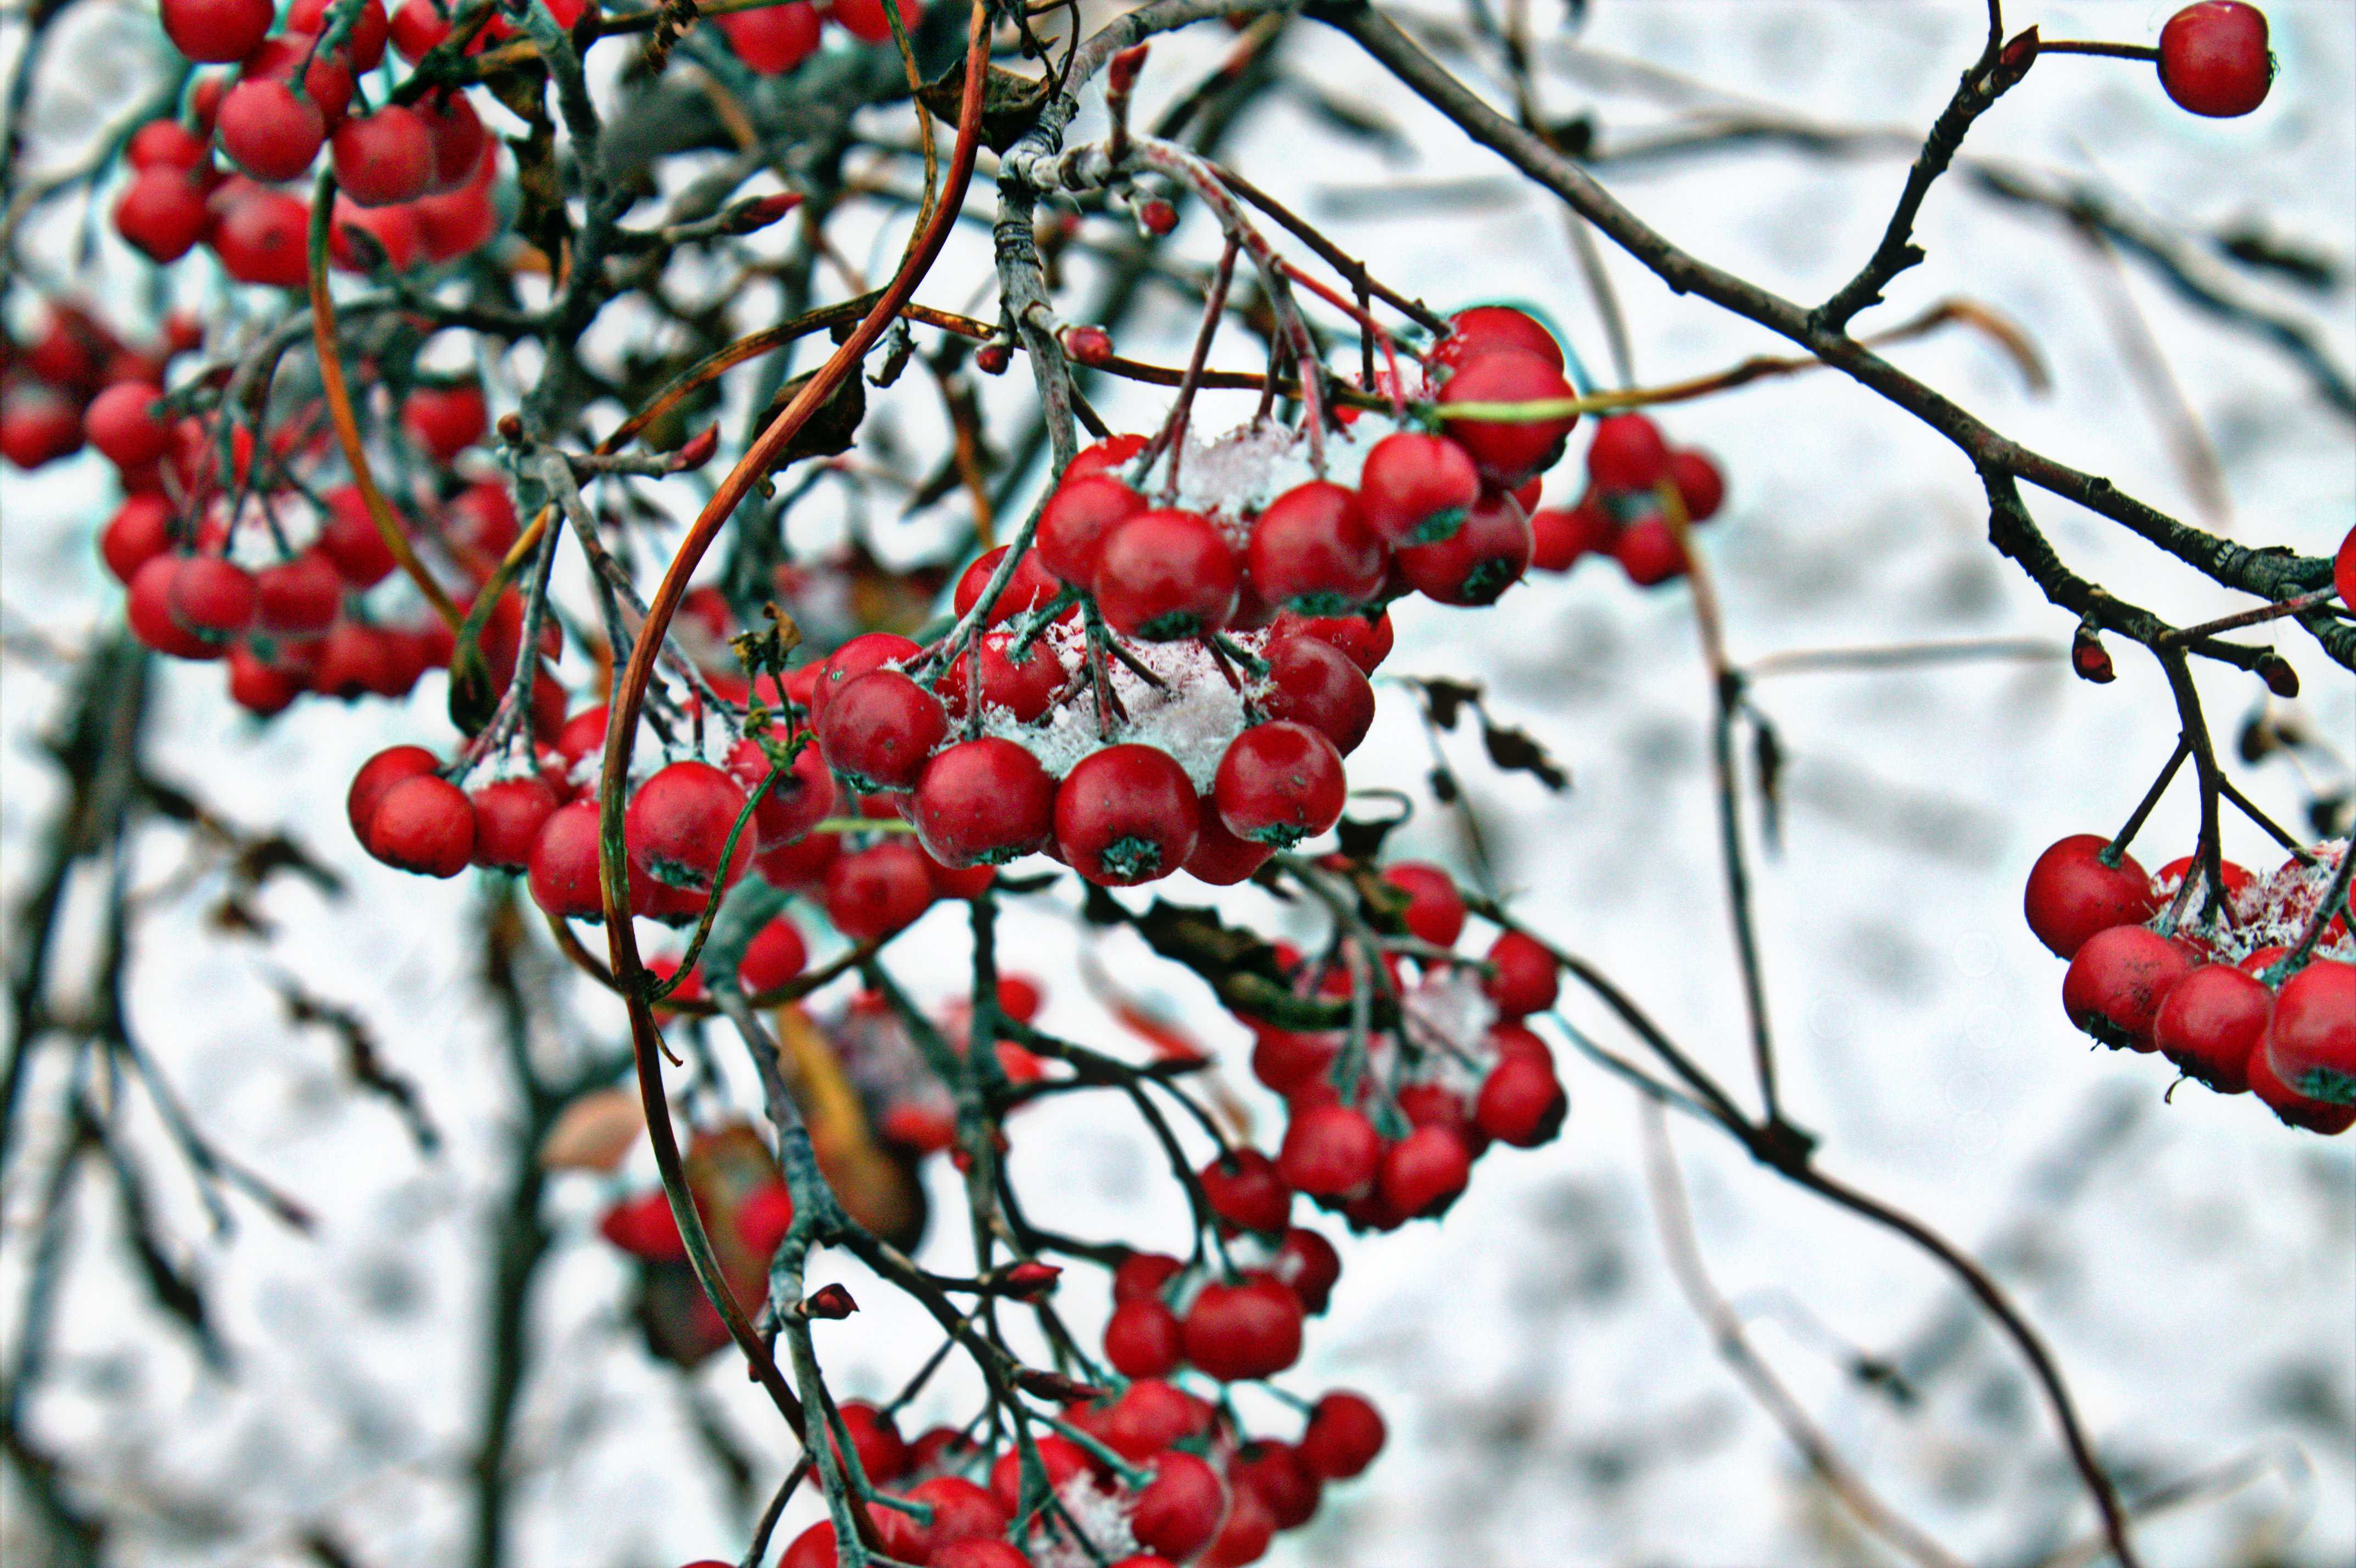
3 2 2352 1566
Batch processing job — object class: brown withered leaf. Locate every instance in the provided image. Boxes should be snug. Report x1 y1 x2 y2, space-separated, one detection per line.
916 61 1052 155
754 366 866 472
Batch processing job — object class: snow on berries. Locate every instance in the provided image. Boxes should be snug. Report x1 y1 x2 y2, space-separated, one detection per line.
2027 831 2353 1133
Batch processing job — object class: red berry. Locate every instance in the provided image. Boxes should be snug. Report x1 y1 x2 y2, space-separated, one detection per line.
902 1475 1010 1559
931 1542 1031 1568
1212 722 1347 848
718 2 822 72
913 737 1057 866
127 118 209 172
1381 862 1465 947
1246 480 1386 614
401 382 487 463
2249 1026 2356 1133
1065 432 1149 480
253 552 344 634
160 0 275 62
465 776 558 872
822 839 936 942
2264 959 2355 1106
1054 744 1199 886
953 544 1064 627
2061 925 2196 1052
286 0 390 68
1230 1440 1321 1532
331 106 434 207
1104 1296 1186 1377
1271 608 1392 674
1377 1124 1471 1218
366 774 475 877
1201 1481 1275 1567
816 669 949 792
348 745 442 840
1474 1054 1567 1147
1183 792 1277 886
779 1521 836 1568
1198 1148 1292 1234
83 382 174 468
1037 473 1148 585
626 760 753 894
1584 413 1671 493
1355 431 1482 547
811 631 921 717
114 167 212 262
1613 517 1690 586
416 89 488 194
735 916 808 995
1093 509 1240 641
1668 449 1726 522
1435 349 1578 488
830 0 922 45
2158 1 2274 117
1271 1227 1341 1314
239 36 356 127
755 828 841 892
1528 500 1616 572
1276 1104 1380 1200
2151 962 2268 1094
1259 634 1375 756
989 1435 1088 1511
1113 1251 1182 1303
935 630 1065 725
1394 489 1533 607
838 1400 911 1484
210 187 312 288
1483 929 1559 1017
1183 1275 1304 1381
168 556 258 641
214 78 323 183
725 737 838 849
2023 835 2159 960
1426 306 1564 376
1296 1391 1384 1479
101 495 177 585
1130 1450 1225 1563
598 1188 687 1261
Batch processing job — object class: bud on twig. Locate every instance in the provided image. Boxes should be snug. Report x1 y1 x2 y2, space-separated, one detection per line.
2070 619 2115 684
670 424 719 471
723 193 805 235
1136 197 1179 237
1060 325 1113 366
1994 26 2040 89
1015 1367 1103 1403
974 339 1012 375
2258 652 2299 698
794 1283 858 1320
1000 1261 1061 1300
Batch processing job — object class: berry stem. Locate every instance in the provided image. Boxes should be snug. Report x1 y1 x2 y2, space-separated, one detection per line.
2037 39 2162 61
2104 737 2190 865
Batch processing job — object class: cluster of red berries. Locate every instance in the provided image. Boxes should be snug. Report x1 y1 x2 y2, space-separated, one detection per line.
0 304 202 471
82 368 548 718
1528 412 1725 586
122 0 498 283
2025 835 2353 1133
750 1380 1382 1568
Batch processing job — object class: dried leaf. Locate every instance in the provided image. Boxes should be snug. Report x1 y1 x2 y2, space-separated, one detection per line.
537 1088 646 1171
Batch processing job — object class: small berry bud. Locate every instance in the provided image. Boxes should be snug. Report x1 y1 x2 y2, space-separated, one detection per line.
2258 653 2299 698
726 192 803 234
1060 324 1114 366
495 411 525 444
672 424 719 470
798 1283 858 1320
1137 198 1179 237
1108 43 1150 94
974 340 1012 375
1015 1368 1103 1403
2070 621 2115 684
1001 1261 1062 1300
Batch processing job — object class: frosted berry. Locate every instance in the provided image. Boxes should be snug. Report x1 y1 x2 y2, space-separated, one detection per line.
1093 509 1240 641
1054 743 1199 886
913 737 1057 866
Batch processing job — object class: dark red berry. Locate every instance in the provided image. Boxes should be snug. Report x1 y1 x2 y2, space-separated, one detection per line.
1297 1391 1384 1479
2024 835 2159 960
1212 722 1347 848
2158 1 2274 117
1393 489 1533 607
822 840 937 942
1381 862 1465 947
1093 509 1240 641
1246 480 1386 614
1181 1276 1303 1382
913 737 1057 866
1198 1149 1292 1234
2151 962 2268 1094
2061 925 2196 1051
1037 473 1148 586
1276 1104 1380 1199
468 776 559 872
626 760 753 894
1259 634 1375 755
1435 350 1578 489
1482 930 1559 1017
1053 743 1199 886
816 669 949 792
365 774 475 878
1104 1296 1186 1378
